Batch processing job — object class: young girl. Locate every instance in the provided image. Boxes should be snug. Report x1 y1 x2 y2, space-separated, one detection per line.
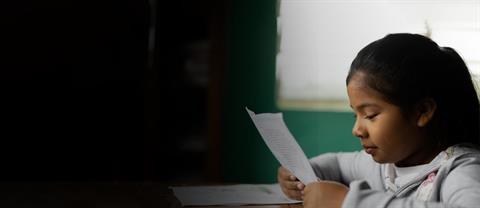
278 33 480 208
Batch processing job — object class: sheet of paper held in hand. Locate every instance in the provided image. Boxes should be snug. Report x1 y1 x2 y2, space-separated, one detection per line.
246 107 318 185
170 184 301 206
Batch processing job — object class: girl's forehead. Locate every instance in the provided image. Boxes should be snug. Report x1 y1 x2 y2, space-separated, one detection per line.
347 71 369 88
347 71 389 104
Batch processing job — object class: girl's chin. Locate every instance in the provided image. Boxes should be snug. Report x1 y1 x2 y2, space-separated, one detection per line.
370 155 391 164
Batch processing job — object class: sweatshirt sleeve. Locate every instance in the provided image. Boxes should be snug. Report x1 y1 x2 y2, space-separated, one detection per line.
342 180 447 208
309 151 378 185
342 156 480 208
440 157 480 208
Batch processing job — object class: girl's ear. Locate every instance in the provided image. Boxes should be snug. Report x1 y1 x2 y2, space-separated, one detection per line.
416 98 437 127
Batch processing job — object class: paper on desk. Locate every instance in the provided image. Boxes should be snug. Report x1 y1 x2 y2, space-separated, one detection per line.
170 184 301 206
246 107 318 185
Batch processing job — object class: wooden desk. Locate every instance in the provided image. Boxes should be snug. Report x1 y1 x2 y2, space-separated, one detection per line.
190 205 302 208
0 181 302 208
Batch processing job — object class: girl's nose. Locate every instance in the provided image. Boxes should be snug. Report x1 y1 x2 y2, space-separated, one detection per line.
352 119 366 138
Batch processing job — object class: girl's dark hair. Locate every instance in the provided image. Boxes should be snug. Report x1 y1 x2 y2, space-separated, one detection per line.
346 33 480 147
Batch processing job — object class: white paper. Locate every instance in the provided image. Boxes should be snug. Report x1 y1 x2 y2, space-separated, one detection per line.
246 107 318 184
170 184 301 206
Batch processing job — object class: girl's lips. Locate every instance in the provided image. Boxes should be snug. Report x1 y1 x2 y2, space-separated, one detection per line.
363 146 377 154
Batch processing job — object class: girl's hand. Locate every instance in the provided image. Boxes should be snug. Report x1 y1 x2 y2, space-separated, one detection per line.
303 181 349 208
277 166 305 200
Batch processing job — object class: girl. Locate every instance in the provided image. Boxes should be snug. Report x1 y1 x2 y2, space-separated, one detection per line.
278 33 480 208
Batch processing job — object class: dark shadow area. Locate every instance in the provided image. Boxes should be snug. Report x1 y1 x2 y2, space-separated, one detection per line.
1 0 226 182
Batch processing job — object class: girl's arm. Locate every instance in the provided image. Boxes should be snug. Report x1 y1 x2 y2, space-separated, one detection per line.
309 151 379 185
279 150 376 201
342 157 480 208
439 159 480 207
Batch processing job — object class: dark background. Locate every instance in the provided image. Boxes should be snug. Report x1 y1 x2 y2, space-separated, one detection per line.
2 0 226 181
0 0 360 189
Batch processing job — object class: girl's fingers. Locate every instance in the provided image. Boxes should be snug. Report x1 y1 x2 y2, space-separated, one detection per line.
278 167 290 179
278 167 298 181
283 188 303 200
281 180 296 189
281 180 305 190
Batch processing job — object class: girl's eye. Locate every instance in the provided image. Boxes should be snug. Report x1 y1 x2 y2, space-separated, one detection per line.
364 114 378 120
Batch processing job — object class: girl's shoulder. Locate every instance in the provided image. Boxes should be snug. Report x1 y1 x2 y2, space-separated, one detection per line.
440 143 480 171
446 143 480 159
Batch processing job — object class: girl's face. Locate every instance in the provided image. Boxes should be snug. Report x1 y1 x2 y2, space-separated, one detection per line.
347 72 437 166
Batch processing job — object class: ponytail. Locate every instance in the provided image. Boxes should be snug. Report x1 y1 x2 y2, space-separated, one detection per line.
437 47 480 146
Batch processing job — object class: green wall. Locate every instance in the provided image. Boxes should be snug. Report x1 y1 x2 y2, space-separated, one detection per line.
222 0 361 183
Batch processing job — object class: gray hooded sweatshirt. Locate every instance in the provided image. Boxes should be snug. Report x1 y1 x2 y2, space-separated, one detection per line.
309 144 480 208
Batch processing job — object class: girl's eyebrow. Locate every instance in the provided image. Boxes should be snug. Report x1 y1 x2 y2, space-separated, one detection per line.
351 103 380 110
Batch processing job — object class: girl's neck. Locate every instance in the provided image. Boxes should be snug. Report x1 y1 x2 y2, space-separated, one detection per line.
394 144 444 167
